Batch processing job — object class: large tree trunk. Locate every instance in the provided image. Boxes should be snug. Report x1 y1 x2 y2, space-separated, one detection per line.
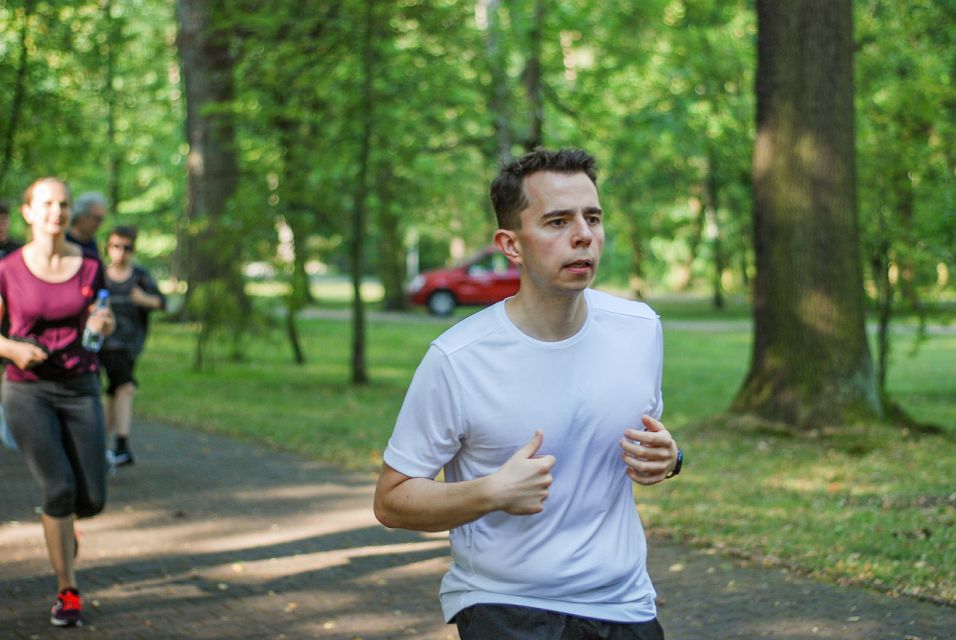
178 0 239 283
732 0 882 428
177 0 249 365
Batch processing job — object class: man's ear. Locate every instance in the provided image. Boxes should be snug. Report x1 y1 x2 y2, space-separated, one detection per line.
494 228 521 266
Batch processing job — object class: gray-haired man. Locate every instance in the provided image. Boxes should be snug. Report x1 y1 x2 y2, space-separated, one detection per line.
67 192 107 257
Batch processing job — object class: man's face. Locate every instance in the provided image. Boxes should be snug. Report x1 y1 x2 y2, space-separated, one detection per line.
75 203 106 237
107 234 134 266
503 171 604 298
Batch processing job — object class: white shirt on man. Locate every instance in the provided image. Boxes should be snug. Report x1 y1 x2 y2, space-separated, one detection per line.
384 287 664 623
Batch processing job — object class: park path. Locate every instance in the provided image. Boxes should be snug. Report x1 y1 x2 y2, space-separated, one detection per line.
2 421 954 640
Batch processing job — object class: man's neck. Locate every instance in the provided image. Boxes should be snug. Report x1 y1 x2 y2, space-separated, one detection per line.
505 288 589 342
108 262 133 276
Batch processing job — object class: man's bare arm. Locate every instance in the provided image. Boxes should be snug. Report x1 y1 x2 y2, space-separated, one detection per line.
373 430 556 532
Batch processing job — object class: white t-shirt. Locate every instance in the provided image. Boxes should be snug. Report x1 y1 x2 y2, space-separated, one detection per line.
384 288 664 623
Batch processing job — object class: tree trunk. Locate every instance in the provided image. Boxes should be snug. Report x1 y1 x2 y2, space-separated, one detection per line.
178 0 240 283
104 0 121 210
0 1 31 192
732 0 882 428
523 0 545 151
281 214 312 365
375 166 408 312
350 0 375 385
870 233 892 393
274 115 318 365
704 154 725 310
177 0 248 365
890 163 921 313
626 224 647 300
285 305 305 366
673 196 705 292
478 0 513 163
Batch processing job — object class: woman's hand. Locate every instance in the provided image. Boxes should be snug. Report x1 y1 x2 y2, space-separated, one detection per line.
86 305 116 337
7 340 48 370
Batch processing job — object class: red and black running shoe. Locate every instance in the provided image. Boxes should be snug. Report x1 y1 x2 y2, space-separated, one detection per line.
50 588 83 627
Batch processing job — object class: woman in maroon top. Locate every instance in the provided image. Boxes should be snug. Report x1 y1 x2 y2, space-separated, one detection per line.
0 177 114 627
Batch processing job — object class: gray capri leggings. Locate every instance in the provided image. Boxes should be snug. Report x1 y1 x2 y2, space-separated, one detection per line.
3 373 107 518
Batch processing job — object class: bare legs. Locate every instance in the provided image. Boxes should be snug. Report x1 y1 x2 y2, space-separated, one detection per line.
105 382 135 441
41 514 77 592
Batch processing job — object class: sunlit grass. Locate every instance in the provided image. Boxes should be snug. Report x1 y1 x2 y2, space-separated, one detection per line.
638 415 956 603
134 298 956 604
642 325 956 603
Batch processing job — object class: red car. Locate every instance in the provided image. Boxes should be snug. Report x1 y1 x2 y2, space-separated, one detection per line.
407 246 520 316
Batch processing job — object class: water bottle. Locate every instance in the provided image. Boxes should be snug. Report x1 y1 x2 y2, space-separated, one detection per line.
82 289 110 352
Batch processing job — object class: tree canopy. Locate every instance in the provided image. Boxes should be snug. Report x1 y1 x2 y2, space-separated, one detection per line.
1 0 953 418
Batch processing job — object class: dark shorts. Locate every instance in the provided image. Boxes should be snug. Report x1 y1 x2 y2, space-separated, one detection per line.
2 374 107 519
99 349 138 395
455 604 665 640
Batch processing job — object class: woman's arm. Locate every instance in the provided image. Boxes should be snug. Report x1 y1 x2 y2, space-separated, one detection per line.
0 300 48 369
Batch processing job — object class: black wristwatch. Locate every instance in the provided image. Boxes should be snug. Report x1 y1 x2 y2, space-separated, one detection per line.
666 447 683 478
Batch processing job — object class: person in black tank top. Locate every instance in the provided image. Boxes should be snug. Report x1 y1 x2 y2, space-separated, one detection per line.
101 226 165 467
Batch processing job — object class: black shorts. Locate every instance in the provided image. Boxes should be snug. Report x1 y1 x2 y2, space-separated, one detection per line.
99 349 138 395
455 604 665 640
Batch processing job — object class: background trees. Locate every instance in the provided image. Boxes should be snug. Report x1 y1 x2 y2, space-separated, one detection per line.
0 0 952 422
0 0 184 249
856 0 956 406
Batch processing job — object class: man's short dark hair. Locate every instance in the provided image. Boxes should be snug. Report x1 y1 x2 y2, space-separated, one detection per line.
109 225 138 247
490 148 598 230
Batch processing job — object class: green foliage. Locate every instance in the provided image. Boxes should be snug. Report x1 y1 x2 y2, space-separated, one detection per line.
583 1 756 295
855 0 956 394
3 0 955 392
0 0 183 267
4 0 952 302
187 277 256 368
857 0 956 310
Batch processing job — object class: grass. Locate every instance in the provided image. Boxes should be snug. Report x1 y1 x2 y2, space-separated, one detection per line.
133 294 956 606
647 321 956 605
136 313 439 470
